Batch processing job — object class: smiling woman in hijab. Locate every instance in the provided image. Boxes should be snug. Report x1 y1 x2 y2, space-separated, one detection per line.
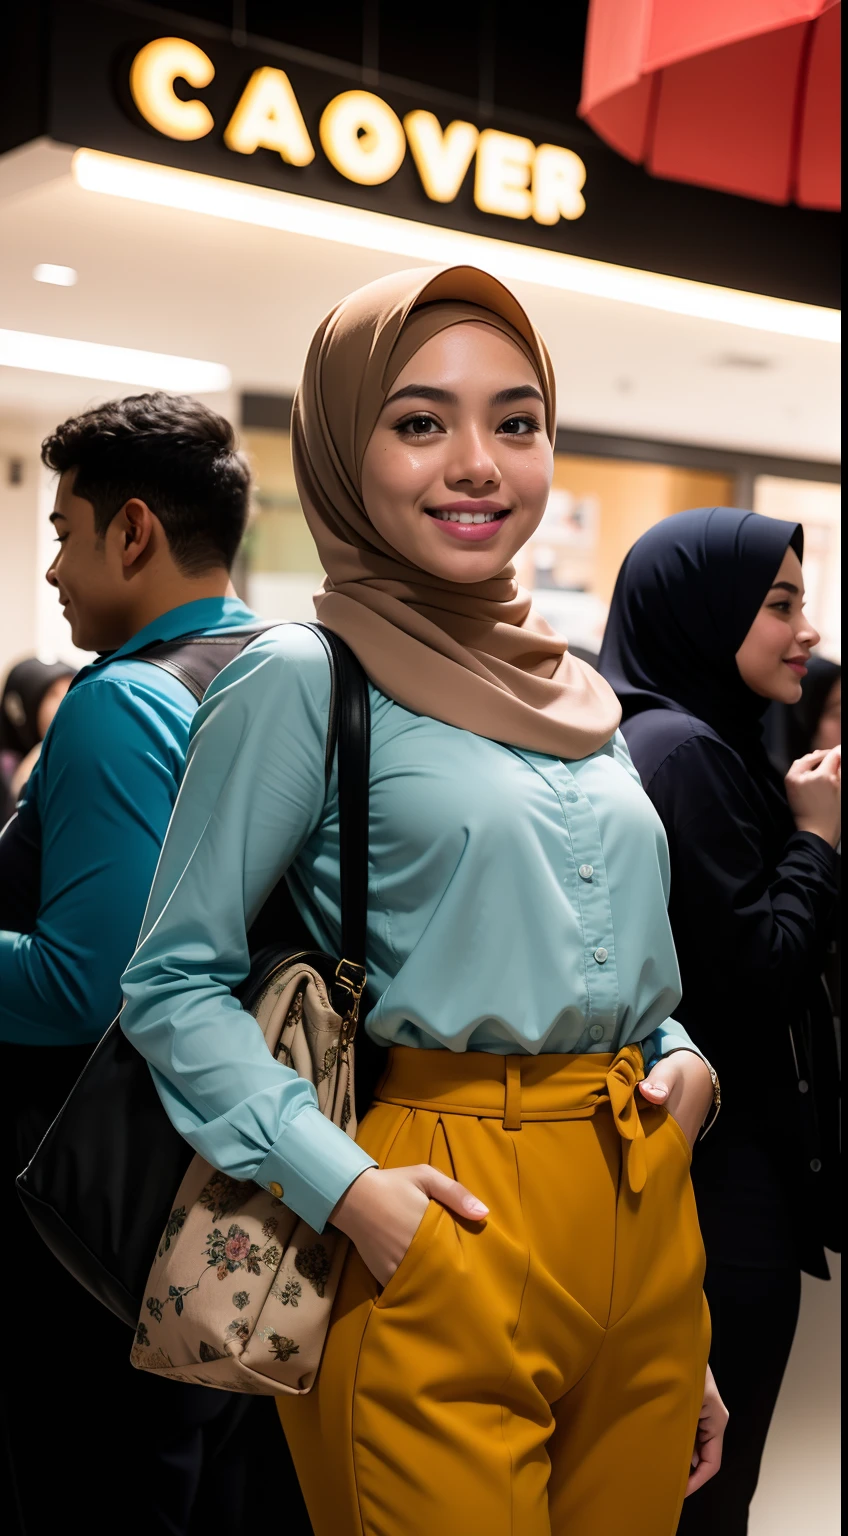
600 506 841 1536
122 267 724 1536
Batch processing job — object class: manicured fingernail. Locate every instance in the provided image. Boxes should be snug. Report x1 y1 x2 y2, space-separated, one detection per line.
648 1084 668 1098
465 1198 488 1217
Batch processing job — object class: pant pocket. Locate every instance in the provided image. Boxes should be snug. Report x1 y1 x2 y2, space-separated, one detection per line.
663 1108 694 1166
374 1197 446 1310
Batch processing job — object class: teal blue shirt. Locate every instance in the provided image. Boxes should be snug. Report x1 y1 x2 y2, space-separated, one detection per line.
121 624 698 1234
0 597 256 1046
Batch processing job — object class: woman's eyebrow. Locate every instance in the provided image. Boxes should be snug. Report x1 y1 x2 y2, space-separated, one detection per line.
383 382 545 410
490 385 545 406
769 581 800 595
383 384 458 407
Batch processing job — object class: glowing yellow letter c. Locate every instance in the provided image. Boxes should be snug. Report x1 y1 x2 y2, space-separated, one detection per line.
130 37 215 142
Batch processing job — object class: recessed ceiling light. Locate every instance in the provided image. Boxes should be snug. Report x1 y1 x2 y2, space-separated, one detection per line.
33 264 78 287
0 328 231 391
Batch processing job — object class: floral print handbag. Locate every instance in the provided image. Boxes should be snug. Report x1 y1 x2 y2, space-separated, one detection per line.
131 954 363 1395
130 623 371 1395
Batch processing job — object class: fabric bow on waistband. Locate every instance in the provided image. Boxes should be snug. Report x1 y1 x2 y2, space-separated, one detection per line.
605 1052 647 1194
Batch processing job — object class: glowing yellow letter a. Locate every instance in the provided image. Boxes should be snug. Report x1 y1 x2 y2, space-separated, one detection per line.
403 111 479 203
224 67 315 166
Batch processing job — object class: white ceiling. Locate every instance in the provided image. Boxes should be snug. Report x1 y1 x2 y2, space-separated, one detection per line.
0 140 840 463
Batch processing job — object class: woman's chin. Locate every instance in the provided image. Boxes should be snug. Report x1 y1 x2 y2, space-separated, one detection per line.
416 521 528 582
771 675 804 706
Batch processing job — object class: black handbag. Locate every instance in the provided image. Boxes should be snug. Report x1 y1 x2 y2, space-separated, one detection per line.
15 622 383 1327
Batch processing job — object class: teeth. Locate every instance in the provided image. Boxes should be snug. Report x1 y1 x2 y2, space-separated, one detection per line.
432 510 503 524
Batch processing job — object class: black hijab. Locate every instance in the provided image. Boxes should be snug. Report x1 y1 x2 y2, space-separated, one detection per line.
599 506 804 759
0 657 77 757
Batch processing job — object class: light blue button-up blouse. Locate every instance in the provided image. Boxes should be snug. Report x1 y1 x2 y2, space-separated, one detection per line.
121 623 697 1233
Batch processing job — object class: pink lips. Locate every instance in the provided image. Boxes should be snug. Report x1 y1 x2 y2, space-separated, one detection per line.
426 500 511 543
784 658 808 677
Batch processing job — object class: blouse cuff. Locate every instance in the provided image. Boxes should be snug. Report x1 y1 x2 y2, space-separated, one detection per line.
641 1021 705 1073
254 1106 377 1234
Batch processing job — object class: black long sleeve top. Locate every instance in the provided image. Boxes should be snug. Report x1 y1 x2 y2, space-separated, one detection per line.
623 707 840 1274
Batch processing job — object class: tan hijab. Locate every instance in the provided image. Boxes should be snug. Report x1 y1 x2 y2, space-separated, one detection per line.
292 264 621 759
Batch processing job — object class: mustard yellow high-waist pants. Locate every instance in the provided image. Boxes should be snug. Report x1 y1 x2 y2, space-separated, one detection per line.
278 1046 710 1536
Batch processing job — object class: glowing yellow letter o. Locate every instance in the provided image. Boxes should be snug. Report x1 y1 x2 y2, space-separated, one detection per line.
319 91 406 186
130 37 215 142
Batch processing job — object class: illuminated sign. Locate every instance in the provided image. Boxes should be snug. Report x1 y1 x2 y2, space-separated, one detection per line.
128 38 586 224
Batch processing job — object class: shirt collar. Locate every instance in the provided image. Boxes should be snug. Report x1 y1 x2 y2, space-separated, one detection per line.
87 597 258 673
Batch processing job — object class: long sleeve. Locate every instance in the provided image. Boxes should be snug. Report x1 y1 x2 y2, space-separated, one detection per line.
0 681 186 1045
650 734 839 1019
120 625 376 1233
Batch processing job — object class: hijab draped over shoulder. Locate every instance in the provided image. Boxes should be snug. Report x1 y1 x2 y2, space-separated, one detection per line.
599 505 804 757
291 264 621 760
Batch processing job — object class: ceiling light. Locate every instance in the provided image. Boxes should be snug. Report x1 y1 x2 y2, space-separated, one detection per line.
0 327 231 391
72 149 841 345
33 263 78 287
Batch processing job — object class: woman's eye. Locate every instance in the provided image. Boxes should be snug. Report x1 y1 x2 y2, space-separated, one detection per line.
498 415 540 436
769 601 792 614
395 413 440 438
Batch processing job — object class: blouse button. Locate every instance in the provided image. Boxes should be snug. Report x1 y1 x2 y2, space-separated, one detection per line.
593 947 609 964
589 1023 605 1042
268 1182 284 1199
565 789 579 803
578 864 594 880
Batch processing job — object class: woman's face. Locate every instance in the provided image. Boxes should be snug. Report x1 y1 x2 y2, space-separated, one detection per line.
735 546 821 704
360 321 554 585
813 677 841 752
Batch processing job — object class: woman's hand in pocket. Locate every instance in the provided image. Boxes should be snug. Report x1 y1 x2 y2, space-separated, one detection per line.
330 1165 488 1288
638 1050 714 1151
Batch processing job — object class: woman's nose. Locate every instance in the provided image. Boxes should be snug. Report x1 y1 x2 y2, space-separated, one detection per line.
45 561 59 588
445 427 500 489
797 614 821 650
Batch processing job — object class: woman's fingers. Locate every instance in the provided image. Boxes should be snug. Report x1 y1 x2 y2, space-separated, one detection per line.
418 1165 488 1220
686 1426 724 1496
686 1367 729 1497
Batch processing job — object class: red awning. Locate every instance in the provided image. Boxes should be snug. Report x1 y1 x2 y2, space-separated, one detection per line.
579 0 840 208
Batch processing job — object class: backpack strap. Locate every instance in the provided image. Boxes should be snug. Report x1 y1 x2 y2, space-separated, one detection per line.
135 623 276 706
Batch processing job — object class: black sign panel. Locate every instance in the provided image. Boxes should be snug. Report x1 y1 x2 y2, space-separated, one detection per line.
27 0 840 306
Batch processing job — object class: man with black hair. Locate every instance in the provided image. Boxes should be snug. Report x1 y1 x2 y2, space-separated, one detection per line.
1 393 276 1535
2 391 254 1045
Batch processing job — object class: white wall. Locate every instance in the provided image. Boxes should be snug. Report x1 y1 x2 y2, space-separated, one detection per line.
0 428 41 680
750 1255 842 1534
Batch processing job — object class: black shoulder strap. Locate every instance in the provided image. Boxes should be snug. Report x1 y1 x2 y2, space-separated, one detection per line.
308 625 370 975
134 623 276 707
141 619 370 987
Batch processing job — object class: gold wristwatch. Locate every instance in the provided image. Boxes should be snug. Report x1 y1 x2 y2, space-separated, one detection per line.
699 1059 722 1139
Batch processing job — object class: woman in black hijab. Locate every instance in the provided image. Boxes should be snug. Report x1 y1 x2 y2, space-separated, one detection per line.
0 657 76 823
600 506 841 1536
